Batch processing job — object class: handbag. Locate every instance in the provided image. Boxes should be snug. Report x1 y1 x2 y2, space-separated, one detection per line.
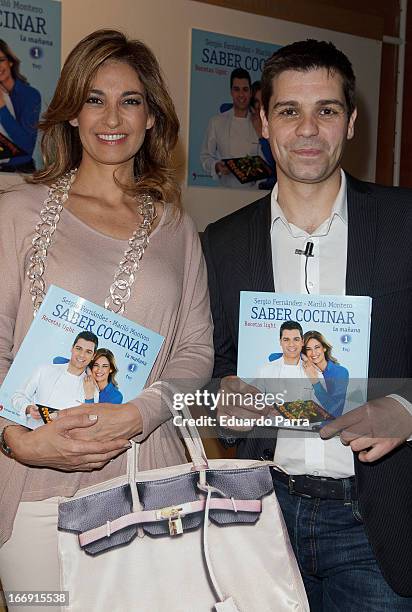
57 384 309 612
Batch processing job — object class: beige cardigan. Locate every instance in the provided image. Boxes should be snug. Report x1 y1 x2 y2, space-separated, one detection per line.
0 183 214 546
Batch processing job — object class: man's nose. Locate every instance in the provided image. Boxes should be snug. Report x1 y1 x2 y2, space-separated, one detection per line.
295 112 319 137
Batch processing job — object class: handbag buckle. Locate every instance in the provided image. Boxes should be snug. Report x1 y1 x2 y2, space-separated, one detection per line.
157 505 184 536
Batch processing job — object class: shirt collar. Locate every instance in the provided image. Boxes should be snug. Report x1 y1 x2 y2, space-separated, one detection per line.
270 169 348 235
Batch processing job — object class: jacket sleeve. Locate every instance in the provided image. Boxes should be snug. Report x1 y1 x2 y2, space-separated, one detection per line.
200 116 220 179
0 86 41 155
202 225 237 379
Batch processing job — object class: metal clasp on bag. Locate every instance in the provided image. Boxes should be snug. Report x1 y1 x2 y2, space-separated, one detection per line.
157 505 184 536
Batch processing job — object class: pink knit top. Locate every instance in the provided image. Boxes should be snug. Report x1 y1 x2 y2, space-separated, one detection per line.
0 182 214 545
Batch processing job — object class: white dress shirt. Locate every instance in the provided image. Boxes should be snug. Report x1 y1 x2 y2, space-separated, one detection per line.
270 171 358 477
269 171 412 476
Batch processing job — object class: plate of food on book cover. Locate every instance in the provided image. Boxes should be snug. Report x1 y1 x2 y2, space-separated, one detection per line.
275 400 333 423
223 155 272 184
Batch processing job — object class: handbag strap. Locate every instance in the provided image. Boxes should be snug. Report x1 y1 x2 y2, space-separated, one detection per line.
125 381 209 511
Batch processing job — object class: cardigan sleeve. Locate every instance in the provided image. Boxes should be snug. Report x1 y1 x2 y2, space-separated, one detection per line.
131 217 214 442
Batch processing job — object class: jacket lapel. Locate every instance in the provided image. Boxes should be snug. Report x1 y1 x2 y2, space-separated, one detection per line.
248 193 275 292
346 175 378 296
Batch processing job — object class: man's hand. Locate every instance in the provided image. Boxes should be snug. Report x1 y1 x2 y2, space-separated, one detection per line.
215 161 230 177
54 402 143 442
217 375 270 432
320 396 412 462
4 415 131 471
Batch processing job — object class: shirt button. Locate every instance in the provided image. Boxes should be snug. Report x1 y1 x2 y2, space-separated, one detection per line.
308 281 314 289
313 471 319 476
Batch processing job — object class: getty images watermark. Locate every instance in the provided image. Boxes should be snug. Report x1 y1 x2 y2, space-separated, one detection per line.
171 389 311 428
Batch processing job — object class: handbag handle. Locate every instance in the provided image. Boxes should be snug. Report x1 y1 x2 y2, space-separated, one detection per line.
127 381 210 511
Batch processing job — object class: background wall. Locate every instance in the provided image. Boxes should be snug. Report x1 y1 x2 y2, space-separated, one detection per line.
60 0 381 229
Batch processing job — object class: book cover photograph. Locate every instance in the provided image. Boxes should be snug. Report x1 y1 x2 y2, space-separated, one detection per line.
238 291 372 429
0 285 164 429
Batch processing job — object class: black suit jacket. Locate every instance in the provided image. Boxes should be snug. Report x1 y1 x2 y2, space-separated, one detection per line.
202 174 412 596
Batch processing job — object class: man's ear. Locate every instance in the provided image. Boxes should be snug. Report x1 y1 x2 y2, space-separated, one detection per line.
260 108 270 140
347 108 357 141
69 118 79 127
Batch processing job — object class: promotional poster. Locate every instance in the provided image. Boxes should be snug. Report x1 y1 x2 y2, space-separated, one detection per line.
0 285 164 428
238 291 372 428
188 28 279 190
0 0 61 172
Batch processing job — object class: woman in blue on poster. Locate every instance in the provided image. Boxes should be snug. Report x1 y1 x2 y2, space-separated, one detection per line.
83 348 124 405
302 330 349 417
0 39 41 173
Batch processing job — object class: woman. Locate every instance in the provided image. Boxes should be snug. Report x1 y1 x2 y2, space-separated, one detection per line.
302 330 349 417
0 29 213 605
84 348 123 404
0 39 41 172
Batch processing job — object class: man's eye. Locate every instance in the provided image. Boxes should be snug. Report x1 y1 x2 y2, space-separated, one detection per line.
86 96 103 105
319 108 337 116
279 108 298 117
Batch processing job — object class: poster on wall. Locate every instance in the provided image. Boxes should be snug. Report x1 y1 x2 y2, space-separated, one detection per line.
188 28 280 190
0 0 61 174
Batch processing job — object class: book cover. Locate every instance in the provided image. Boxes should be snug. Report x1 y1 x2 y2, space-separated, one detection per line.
223 155 272 184
238 291 372 429
0 285 164 429
0 133 26 160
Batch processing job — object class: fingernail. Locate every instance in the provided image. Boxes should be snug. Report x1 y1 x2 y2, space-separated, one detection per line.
49 412 58 420
88 414 98 421
124 443 132 448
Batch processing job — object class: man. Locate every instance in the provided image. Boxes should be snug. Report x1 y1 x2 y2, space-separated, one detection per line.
200 68 261 188
257 320 316 400
203 40 412 607
12 331 99 420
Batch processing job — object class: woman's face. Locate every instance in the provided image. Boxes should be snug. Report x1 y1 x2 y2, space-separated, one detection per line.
91 356 112 386
305 338 327 366
71 60 154 169
0 52 13 86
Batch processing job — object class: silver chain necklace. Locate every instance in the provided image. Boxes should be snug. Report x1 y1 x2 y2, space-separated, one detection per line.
27 169 157 316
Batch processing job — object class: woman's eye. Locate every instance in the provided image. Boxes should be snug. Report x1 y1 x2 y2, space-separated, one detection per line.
86 96 103 105
123 98 142 106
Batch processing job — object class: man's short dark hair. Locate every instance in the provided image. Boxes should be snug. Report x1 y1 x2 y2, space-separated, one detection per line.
230 68 251 89
280 321 303 340
72 331 98 351
261 39 356 119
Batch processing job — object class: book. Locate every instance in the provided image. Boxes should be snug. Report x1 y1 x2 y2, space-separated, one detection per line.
0 285 164 429
237 291 372 430
0 132 26 160
223 155 272 184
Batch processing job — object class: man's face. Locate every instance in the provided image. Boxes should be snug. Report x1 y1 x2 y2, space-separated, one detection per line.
231 78 251 114
70 338 96 372
261 68 356 184
280 329 304 362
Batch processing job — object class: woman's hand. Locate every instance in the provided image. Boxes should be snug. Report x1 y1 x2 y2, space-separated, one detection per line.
301 354 322 384
55 402 143 442
4 415 131 471
83 374 97 400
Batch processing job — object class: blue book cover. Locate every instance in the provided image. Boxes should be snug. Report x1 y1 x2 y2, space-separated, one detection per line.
0 285 164 429
238 292 372 429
